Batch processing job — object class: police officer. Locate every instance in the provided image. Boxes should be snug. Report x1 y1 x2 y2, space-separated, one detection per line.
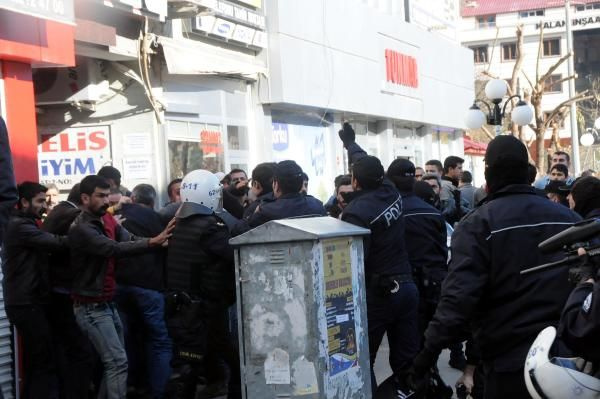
166 170 240 399
387 159 454 398
559 176 600 359
409 136 581 399
338 123 419 397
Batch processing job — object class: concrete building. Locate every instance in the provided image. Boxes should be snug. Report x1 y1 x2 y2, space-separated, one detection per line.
460 0 600 148
18 0 474 205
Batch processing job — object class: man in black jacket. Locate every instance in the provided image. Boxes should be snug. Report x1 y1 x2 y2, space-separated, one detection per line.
42 183 93 399
232 161 326 236
246 160 326 227
242 162 276 220
410 136 582 399
114 184 172 399
69 175 172 399
2 182 68 398
166 169 240 399
0 116 17 245
338 123 419 397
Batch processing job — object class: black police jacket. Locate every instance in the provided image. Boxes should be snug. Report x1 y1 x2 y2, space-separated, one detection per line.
232 192 326 236
166 202 235 306
2 212 67 306
400 191 448 285
0 117 17 246
116 203 167 291
42 201 81 291
559 281 600 361
341 181 411 282
69 211 150 298
424 184 581 370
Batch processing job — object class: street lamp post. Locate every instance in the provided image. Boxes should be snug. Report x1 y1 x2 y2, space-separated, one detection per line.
465 79 534 134
565 0 581 176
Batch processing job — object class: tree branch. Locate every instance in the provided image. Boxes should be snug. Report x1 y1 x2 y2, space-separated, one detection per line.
539 51 573 84
522 72 535 91
480 125 495 141
544 92 592 130
536 26 544 83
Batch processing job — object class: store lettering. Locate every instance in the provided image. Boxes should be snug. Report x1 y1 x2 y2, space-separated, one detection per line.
40 158 95 177
536 16 600 30
385 49 418 88
40 131 108 152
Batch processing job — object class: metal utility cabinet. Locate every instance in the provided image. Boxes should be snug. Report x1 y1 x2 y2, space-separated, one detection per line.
230 217 372 399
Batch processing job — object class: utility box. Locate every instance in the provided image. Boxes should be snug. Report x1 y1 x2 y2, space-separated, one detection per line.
230 217 372 399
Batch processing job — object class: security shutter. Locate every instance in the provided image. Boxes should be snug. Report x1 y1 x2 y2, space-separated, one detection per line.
0 262 14 398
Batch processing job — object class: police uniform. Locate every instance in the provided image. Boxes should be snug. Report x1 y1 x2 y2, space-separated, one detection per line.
340 142 419 392
412 136 582 399
167 200 241 399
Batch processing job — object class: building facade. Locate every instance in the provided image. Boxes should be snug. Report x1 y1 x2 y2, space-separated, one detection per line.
460 0 600 146
2 0 474 207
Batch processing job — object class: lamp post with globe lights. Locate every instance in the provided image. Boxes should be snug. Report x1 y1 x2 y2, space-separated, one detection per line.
464 78 534 136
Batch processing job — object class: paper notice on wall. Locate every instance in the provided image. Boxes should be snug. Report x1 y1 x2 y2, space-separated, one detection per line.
123 158 152 180
292 356 319 396
123 133 151 155
265 348 290 385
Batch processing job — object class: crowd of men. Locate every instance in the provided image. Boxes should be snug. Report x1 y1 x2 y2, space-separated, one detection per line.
0 115 599 399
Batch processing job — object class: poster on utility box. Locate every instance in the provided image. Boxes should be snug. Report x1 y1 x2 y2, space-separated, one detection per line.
323 237 358 377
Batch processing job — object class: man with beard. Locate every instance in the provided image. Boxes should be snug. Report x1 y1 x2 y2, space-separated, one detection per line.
2 182 68 398
69 175 173 399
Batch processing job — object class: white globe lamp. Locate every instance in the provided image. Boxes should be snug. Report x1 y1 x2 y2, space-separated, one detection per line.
594 117 600 130
465 104 486 130
580 132 595 147
485 79 508 101
511 101 534 126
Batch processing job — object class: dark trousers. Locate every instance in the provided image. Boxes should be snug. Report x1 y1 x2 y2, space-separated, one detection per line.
173 305 241 399
483 364 530 399
47 292 94 399
367 281 419 390
6 304 58 399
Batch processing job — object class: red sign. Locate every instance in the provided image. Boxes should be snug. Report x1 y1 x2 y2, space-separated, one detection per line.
385 49 418 88
200 130 223 154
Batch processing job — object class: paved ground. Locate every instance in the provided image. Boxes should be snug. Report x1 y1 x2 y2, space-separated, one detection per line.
373 335 463 398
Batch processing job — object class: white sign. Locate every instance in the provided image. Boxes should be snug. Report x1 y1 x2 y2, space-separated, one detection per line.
38 126 112 191
0 0 75 25
265 348 291 385
122 158 152 180
252 30 267 48
123 133 151 155
212 18 235 39
232 24 255 44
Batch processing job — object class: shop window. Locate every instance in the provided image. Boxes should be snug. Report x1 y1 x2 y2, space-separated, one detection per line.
476 15 496 29
470 46 488 64
167 121 225 180
520 9 544 18
544 74 563 93
502 43 518 61
543 39 561 57
227 125 249 150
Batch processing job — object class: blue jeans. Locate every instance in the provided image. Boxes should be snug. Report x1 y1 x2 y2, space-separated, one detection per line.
74 302 128 399
115 285 172 399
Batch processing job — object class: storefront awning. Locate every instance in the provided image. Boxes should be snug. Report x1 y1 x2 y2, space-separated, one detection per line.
160 36 267 80
464 136 488 156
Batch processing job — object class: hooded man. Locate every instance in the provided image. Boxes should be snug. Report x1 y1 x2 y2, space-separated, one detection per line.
409 135 581 399
567 176 600 219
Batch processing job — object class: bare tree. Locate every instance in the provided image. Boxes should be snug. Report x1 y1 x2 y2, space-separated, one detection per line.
473 25 595 173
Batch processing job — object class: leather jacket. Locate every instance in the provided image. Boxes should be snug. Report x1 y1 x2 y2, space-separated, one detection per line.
69 211 150 298
2 212 67 306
